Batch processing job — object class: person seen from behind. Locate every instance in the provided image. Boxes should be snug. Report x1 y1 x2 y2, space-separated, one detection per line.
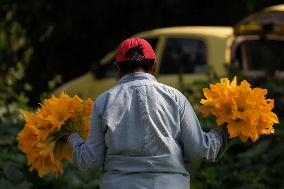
67 38 227 189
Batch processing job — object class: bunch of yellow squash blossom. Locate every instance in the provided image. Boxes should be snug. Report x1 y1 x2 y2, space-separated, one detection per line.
18 92 93 177
199 77 279 142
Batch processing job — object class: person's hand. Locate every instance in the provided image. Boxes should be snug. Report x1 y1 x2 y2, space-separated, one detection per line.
220 124 228 134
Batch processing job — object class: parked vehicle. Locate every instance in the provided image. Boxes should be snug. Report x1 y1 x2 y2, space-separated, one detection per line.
54 26 233 98
54 4 284 99
231 4 284 79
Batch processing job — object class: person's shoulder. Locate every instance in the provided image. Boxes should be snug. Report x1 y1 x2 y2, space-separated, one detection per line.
93 85 121 115
154 81 186 101
154 82 190 113
95 84 119 102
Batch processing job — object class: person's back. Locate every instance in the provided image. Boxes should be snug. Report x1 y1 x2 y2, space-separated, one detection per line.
67 38 226 189
97 73 189 188
101 74 182 157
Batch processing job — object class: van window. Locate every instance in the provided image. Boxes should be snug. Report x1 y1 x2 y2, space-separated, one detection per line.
234 40 284 75
159 38 206 74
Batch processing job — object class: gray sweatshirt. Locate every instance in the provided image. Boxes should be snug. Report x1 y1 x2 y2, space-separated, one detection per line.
68 72 226 189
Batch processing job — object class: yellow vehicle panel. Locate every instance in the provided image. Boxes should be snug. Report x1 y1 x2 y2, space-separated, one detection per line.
54 26 233 99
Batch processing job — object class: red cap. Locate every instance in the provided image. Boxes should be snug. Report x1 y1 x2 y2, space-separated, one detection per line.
115 38 156 64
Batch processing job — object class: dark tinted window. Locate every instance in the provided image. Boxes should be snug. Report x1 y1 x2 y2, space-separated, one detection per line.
159 38 206 74
235 40 284 72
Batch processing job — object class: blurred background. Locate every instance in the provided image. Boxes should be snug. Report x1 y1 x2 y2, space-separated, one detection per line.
1 0 284 188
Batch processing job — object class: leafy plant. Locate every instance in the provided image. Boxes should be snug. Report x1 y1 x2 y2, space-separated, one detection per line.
0 6 101 188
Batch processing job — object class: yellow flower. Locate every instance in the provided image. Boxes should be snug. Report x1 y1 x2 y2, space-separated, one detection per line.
200 77 279 142
18 92 93 177
200 77 238 125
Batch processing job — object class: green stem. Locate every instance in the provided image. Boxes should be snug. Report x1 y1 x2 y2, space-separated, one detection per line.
217 138 238 160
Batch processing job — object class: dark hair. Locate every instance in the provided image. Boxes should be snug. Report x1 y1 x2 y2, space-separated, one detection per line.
117 46 155 72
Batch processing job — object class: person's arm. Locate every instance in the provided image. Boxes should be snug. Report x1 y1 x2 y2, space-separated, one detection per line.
178 95 227 162
67 103 106 171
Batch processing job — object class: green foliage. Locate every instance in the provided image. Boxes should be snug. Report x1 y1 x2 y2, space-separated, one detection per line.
189 64 284 189
0 7 33 186
0 6 100 188
0 2 32 125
